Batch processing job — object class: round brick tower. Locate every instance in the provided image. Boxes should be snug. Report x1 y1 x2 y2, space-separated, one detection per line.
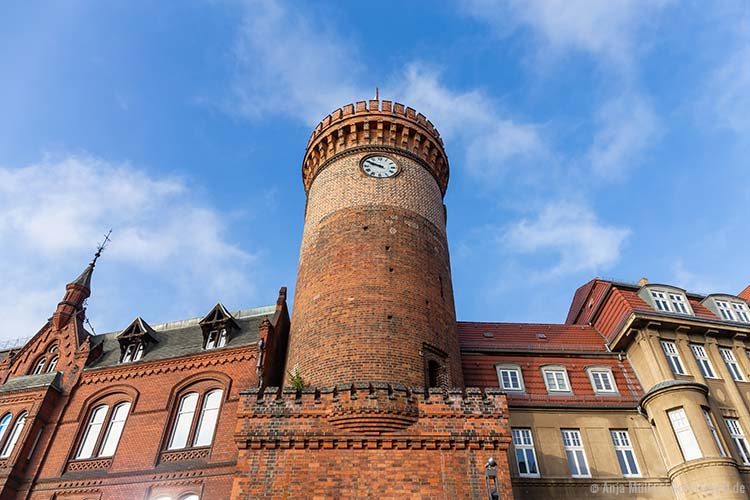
285 99 464 388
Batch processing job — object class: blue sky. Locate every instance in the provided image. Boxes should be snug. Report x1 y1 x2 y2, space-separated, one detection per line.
1 0 749 341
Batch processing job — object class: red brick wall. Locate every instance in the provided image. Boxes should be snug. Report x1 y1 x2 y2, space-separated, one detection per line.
232 385 511 499
21 346 258 499
288 203 462 388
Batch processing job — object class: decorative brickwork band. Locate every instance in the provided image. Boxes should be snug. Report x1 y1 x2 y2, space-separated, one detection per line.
303 100 449 194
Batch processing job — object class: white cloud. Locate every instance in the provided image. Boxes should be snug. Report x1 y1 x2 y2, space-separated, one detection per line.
390 64 547 183
587 92 659 179
502 201 630 277
463 0 671 73
0 154 259 341
231 0 366 125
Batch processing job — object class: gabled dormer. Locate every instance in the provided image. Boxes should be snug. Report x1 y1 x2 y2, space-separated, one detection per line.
117 317 158 363
199 304 240 350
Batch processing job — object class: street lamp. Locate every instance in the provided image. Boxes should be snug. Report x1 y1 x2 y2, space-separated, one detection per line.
485 457 500 500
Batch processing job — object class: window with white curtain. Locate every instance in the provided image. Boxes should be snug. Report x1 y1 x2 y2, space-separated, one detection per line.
99 402 131 457
75 401 131 460
168 388 224 450
668 408 701 461
168 393 199 450
0 412 27 459
76 405 109 459
193 390 223 447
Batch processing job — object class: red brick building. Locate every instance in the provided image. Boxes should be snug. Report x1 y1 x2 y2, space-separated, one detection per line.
3 100 750 499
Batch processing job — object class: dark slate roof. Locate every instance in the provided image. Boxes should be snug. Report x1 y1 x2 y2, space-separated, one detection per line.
0 372 60 394
85 305 276 369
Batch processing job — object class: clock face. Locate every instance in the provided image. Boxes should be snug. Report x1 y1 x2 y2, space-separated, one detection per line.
362 156 399 178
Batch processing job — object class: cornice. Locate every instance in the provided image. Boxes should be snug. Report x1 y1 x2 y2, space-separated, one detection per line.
79 348 256 385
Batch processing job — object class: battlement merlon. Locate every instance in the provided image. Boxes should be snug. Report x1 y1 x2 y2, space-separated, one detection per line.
302 99 450 195
238 384 508 417
235 384 510 450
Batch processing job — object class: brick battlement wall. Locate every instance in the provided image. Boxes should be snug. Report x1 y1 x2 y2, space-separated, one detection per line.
232 384 511 499
303 100 449 194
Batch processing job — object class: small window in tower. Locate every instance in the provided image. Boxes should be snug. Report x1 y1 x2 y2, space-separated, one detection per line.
427 360 440 388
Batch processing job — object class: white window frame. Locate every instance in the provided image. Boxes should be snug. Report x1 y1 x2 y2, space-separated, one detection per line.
703 408 727 457
668 408 702 461
193 389 223 447
168 392 199 450
0 412 27 459
587 367 618 394
496 364 524 392
32 357 46 375
122 342 145 363
668 293 691 314
716 300 735 321
650 290 672 312
732 302 750 323
98 402 131 458
720 348 745 381
661 341 686 375
610 430 640 477
726 418 750 465
691 344 717 379
512 428 540 478
76 405 109 459
542 366 571 393
561 429 590 478
205 329 229 350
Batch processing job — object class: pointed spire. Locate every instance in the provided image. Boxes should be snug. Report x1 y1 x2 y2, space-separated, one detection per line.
52 230 112 330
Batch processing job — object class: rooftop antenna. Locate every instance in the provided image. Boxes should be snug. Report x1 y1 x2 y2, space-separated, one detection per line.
85 317 97 336
91 229 113 266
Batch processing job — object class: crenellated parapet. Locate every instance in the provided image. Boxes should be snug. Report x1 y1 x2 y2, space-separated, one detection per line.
302 100 450 194
235 383 509 449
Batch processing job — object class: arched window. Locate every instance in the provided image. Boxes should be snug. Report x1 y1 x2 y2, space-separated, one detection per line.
181 495 200 500
75 402 132 459
0 413 12 444
0 412 27 458
46 356 59 373
167 388 224 450
31 357 46 375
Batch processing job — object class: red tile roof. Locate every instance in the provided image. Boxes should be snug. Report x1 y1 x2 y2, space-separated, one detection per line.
457 322 607 352
741 285 750 302
462 353 643 408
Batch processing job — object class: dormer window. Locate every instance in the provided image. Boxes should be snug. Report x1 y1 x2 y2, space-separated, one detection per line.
669 293 689 314
199 304 239 353
702 296 750 323
204 329 228 350
117 317 158 364
716 300 734 320
121 342 145 363
641 286 694 316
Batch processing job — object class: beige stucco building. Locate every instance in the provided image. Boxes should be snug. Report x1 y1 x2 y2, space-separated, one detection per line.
465 278 750 499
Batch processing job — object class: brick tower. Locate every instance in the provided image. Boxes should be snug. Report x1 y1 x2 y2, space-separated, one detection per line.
286 99 463 388
232 100 511 499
